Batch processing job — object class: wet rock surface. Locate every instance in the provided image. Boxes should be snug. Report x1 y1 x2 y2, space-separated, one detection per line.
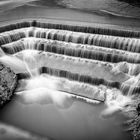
122 95 140 140
0 63 17 106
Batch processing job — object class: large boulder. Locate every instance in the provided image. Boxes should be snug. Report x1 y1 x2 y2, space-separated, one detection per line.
0 63 17 106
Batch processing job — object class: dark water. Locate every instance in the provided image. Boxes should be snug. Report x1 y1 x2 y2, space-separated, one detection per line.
0 0 140 19
0 95 132 140
0 0 139 29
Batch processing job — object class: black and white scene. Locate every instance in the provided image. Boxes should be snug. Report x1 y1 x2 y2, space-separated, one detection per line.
1 0 140 140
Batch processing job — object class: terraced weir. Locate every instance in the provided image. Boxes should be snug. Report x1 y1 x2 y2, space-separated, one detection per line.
0 20 140 140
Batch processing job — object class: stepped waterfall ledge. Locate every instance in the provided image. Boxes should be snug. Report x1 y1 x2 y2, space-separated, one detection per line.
0 20 140 140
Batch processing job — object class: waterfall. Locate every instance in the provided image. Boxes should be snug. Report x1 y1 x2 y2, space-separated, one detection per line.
1 20 140 37
0 20 140 113
2 37 140 63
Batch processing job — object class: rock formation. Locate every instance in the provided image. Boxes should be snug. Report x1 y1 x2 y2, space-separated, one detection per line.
0 63 17 106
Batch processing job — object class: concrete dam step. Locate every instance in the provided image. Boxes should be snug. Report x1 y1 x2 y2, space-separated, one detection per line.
1 37 140 64
1 27 140 53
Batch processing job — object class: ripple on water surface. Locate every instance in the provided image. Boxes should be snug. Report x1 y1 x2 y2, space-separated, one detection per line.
0 93 132 140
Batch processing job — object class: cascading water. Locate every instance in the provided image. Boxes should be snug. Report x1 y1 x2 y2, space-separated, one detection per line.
0 20 139 140
0 21 137 111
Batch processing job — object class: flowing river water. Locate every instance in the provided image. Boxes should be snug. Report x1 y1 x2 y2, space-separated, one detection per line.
0 0 140 140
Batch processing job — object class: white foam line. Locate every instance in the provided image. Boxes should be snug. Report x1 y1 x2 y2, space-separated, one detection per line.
100 9 136 18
